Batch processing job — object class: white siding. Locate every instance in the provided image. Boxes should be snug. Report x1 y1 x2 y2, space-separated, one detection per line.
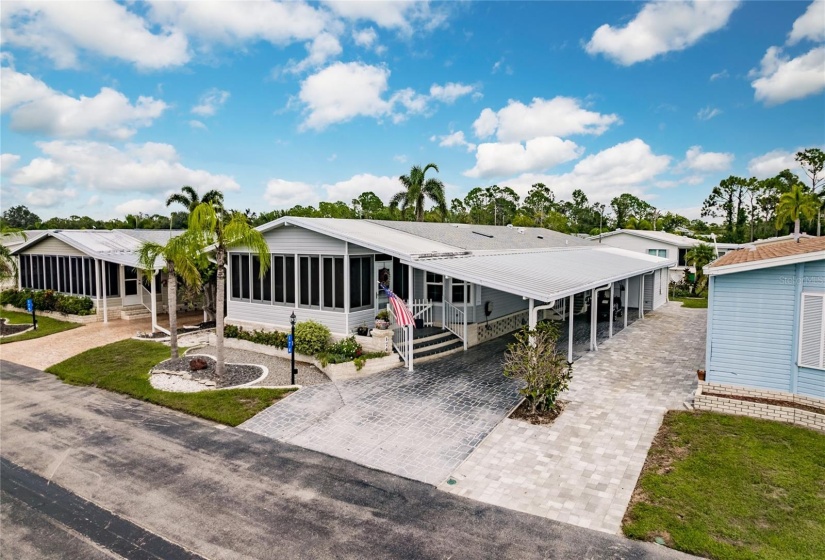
597 233 676 260
478 286 528 321
227 300 349 334
262 226 345 254
708 265 797 392
21 236 84 256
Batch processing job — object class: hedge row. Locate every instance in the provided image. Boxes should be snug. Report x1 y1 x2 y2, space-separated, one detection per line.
224 320 385 370
0 289 94 316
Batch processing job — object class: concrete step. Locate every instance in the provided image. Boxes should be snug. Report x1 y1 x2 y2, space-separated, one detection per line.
121 305 151 320
412 330 456 350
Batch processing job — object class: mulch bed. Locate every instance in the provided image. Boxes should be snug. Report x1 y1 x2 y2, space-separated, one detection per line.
704 392 825 415
152 355 263 388
509 400 567 426
0 318 32 337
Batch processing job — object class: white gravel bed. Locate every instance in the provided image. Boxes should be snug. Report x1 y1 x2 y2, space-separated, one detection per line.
150 374 206 393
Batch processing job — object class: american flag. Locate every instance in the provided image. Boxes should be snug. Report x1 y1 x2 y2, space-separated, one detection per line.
380 284 415 327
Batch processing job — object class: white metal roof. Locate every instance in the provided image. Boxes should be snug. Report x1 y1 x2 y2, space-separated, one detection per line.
261 217 470 259
12 229 185 269
409 246 674 303
590 229 701 247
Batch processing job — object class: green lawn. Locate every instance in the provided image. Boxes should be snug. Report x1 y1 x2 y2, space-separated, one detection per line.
624 411 825 560
1 309 81 344
672 297 709 308
46 339 293 426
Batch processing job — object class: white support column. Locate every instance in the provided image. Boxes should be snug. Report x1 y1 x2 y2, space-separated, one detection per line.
568 294 574 363
590 288 597 351
150 270 158 333
624 278 629 328
441 276 447 329
640 274 645 319
608 282 614 338
462 281 468 351
101 261 108 323
344 242 349 334
408 264 414 371
528 298 535 330
95 259 102 320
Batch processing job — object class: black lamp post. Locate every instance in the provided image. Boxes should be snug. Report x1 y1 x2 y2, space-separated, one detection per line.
290 311 297 385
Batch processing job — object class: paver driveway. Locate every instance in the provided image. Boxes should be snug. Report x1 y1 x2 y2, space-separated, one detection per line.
440 303 706 534
240 338 522 485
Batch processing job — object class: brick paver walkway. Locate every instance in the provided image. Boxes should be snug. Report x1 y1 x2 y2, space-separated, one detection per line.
439 303 706 534
0 313 202 370
240 338 522 485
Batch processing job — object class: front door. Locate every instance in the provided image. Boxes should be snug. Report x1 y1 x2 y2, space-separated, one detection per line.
123 266 141 306
375 259 390 313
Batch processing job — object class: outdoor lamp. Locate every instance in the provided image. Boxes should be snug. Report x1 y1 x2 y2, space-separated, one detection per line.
290 311 297 385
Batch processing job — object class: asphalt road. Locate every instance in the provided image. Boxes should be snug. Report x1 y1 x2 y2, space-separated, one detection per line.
0 360 693 560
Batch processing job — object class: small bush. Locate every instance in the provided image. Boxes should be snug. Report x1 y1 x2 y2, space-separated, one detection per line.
294 320 330 356
375 309 390 321
327 336 362 360
223 325 288 349
503 322 572 414
0 289 93 316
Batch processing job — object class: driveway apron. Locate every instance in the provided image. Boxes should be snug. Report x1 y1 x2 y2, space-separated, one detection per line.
439 303 706 534
240 338 522 485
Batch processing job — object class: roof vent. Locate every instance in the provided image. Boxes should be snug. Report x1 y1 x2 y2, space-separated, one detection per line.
537 235 544 239
517 227 525 234
472 231 494 238
506 224 513 228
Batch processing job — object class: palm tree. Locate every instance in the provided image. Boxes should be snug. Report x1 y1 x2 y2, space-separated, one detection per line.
188 202 270 380
166 185 225 213
0 225 25 283
138 232 204 360
390 163 447 222
775 183 820 241
685 242 716 296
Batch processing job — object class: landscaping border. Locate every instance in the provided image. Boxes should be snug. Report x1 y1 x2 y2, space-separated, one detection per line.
694 381 825 433
2 304 98 324
209 334 400 381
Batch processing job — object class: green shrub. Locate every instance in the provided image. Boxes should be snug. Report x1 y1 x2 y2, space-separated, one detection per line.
0 289 93 316
223 325 288 349
327 336 362 360
294 320 330 356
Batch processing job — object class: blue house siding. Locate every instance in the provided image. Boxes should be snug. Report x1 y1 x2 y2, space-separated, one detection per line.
708 265 797 392
799 261 825 398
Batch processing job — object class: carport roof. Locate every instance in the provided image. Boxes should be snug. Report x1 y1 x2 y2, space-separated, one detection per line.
410 247 674 303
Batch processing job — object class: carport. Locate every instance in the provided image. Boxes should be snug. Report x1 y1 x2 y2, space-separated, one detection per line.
405 247 673 364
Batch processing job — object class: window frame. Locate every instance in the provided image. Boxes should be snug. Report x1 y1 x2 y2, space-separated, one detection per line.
647 249 667 258
426 271 443 302
349 255 374 312
799 292 825 371
451 279 472 304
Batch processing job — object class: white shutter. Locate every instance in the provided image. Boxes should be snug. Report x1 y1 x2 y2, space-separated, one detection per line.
799 293 825 369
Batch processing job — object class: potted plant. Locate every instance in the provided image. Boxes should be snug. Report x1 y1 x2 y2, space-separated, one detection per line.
355 323 370 336
375 309 390 330
697 369 706 382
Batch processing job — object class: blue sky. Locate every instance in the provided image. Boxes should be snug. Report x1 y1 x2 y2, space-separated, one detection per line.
1 0 823 221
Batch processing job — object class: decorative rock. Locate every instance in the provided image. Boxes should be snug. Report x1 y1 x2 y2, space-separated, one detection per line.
190 358 209 371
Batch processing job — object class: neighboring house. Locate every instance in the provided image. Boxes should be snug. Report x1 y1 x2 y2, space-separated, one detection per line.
589 229 736 283
702 236 825 411
0 230 47 290
227 218 674 369
9 229 186 330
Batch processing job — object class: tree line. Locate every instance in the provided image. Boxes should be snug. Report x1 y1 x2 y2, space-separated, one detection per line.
2 149 822 243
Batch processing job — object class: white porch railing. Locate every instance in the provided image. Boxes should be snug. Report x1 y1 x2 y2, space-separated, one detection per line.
387 303 412 370
411 299 433 327
443 300 465 341
140 284 153 308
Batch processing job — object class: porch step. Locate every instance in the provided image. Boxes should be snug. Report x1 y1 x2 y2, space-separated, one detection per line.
397 328 464 364
121 305 151 321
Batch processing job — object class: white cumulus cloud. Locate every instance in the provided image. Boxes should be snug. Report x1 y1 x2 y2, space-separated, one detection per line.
431 131 476 152
353 27 378 48
750 46 825 105
788 0 825 45
464 137 582 179
429 82 475 104
0 154 21 176
472 97 620 142
264 179 320 207
1 66 167 139
25 188 77 208
12 141 240 195
323 173 400 202
585 1 740 66
747 149 800 178
114 198 166 215
191 88 230 116
681 146 734 172
1 1 189 69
